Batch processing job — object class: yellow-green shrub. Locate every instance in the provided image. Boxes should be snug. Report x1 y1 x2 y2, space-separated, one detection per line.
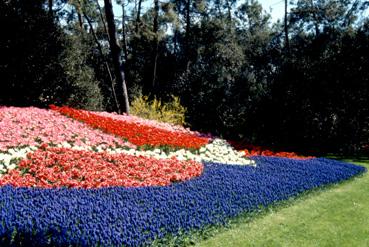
130 94 187 126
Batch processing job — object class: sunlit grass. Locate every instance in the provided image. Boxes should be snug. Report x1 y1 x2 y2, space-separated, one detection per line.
196 157 369 247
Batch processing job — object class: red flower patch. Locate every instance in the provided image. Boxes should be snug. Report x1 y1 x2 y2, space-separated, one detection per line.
242 149 313 159
50 105 209 149
0 147 204 188
228 140 314 159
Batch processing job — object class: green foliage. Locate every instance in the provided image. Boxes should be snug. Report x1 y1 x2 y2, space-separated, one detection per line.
130 93 187 126
2 0 369 154
61 36 103 111
0 0 103 111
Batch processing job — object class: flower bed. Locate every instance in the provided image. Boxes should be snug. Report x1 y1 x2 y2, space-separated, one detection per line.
0 146 203 188
50 105 210 149
0 108 252 173
228 140 314 159
0 106 366 246
73 138 254 166
0 157 365 246
0 106 133 151
93 110 202 136
243 148 314 159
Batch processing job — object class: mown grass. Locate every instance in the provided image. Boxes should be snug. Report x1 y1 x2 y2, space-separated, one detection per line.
195 157 369 247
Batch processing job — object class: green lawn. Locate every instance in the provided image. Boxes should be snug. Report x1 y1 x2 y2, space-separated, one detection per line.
197 157 369 247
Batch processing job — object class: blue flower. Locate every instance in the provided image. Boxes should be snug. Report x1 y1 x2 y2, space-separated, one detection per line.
0 157 365 246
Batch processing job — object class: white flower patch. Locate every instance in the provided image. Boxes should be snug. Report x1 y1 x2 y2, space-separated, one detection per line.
101 138 255 166
0 146 38 174
198 139 255 165
0 139 254 176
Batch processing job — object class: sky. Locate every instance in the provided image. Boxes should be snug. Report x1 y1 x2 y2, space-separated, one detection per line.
259 0 288 22
108 0 289 23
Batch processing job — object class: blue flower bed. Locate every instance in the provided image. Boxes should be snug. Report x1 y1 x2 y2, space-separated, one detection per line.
0 157 365 246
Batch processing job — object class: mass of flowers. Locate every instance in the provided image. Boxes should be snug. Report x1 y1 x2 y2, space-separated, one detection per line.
73 138 254 165
0 105 366 246
0 106 134 151
93 110 204 135
0 146 203 188
229 140 314 159
50 105 210 149
0 158 365 246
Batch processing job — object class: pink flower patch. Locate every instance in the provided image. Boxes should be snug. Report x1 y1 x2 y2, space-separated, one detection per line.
0 106 134 151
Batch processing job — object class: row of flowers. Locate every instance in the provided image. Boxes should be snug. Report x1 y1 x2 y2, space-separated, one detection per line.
0 106 307 167
228 140 314 159
0 157 365 246
0 107 254 175
0 145 203 188
0 139 254 175
242 148 314 159
93 110 206 136
50 105 210 149
0 106 134 151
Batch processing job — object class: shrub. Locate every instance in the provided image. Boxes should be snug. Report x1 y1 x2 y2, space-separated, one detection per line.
130 94 187 126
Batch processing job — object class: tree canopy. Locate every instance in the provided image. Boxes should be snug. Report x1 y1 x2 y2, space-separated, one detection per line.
1 0 368 155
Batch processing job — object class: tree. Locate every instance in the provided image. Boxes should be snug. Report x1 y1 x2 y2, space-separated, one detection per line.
81 6 120 112
152 0 160 89
0 0 103 110
284 0 290 51
103 0 130 113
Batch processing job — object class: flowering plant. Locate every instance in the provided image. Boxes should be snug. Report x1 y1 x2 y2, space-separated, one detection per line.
0 106 365 246
0 146 203 188
0 157 365 246
50 105 210 149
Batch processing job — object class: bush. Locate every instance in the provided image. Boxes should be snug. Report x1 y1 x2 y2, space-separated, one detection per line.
130 94 187 126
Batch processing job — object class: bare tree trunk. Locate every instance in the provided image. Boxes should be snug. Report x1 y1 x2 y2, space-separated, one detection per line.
95 0 110 42
77 10 84 31
135 0 143 33
186 0 191 37
343 0 360 28
185 0 191 71
83 11 120 113
152 0 159 89
48 0 53 17
73 1 84 32
284 0 290 52
122 2 129 62
104 0 130 114
310 0 319 36
226 0 232 21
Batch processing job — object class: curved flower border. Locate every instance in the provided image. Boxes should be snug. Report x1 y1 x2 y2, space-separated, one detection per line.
0 157 365 246
50 105 210 149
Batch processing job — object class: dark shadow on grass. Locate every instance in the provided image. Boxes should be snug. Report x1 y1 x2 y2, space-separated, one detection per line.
325 155 369 164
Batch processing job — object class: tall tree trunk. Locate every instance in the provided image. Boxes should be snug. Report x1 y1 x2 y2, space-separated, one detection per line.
174 28 178 54
185 0 191 71
77 10 84 31
310 0 319 36
135 0 142 33
284 0 290 52
185 0 191 45
104 0 130 114
83 11 120 113
48 0 53 17
122 2 129 62
95 0 110 42
152 0 159 89
74 1 84 32
226 0 232 21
